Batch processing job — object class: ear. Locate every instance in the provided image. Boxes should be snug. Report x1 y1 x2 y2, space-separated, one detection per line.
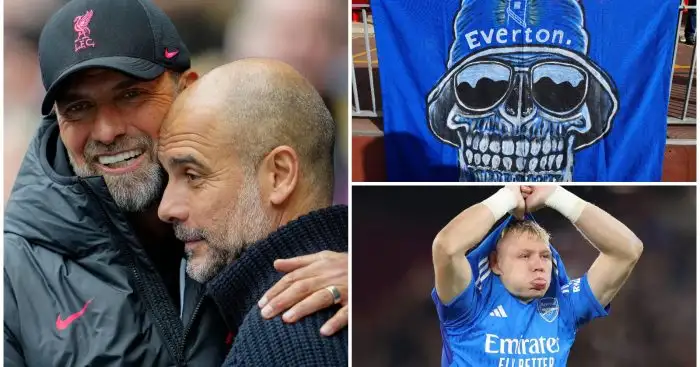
259 146 299 206
180 70 200 89
489 251 502 275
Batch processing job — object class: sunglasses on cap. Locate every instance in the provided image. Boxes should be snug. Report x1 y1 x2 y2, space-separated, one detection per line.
452 60 589 118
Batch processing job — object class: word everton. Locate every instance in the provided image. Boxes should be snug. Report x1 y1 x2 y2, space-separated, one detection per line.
465 28 572 50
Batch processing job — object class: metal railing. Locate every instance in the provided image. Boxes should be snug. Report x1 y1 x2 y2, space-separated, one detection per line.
353 3 696 125
351 4 379 118
668 2 697 123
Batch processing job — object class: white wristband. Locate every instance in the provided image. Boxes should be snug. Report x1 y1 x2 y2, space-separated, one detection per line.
545 186 587 223
482 188 518 221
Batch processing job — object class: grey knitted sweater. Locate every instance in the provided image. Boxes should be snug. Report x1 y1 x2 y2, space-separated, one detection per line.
207 205 349 367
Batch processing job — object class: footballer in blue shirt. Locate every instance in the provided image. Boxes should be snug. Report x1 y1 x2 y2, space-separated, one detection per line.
431 185 643 366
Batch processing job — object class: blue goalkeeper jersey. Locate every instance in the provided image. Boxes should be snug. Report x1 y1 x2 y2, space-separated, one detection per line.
431 273 608 366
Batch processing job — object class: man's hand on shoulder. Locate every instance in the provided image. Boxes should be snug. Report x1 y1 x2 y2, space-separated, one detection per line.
258 251 348 337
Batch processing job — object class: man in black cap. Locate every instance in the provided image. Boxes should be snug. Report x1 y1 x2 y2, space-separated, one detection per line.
4 0 348 366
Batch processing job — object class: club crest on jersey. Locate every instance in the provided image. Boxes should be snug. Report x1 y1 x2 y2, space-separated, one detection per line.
537 297 559 322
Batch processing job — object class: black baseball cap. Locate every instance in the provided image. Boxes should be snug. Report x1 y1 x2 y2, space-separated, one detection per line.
38 0 191 115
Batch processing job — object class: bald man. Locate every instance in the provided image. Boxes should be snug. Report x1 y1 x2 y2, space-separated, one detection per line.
157 59 347 366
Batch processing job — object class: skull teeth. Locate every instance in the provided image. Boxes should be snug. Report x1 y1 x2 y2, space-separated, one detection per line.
490 141 501 154
472 170 564 182
543 139 552 154
465 134 564 157
459 132 570 178
529 158 538 171
479 136 489 153
464 151 564 173
515 140 530 157
502 139 515 156
503 157 513 170
492 155 501 169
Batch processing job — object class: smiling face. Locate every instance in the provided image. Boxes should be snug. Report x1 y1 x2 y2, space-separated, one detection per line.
490 221 553 302
55 68 181 211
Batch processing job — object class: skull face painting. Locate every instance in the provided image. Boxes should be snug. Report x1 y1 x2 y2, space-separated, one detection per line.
427 0 618 182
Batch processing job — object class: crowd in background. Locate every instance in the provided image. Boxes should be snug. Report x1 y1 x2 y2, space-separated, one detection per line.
353 186 696 367
4 0 348 204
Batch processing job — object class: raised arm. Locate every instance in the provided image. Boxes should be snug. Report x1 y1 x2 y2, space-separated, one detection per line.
432 186 525 304
524 186 643 307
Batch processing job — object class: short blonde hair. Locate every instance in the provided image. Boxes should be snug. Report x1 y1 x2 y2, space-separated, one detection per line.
499 220 551 244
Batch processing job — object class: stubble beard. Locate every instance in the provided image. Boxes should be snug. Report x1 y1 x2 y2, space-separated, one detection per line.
68 135 165 212
180 172 274 283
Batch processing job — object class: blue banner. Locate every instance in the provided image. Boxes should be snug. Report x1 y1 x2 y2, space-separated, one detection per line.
372 0 678 182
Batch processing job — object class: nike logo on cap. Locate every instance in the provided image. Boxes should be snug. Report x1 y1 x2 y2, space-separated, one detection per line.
164 48 179 59
56 299 93 331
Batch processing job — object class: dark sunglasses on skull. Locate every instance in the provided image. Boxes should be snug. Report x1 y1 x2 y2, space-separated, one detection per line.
427 47 618 153
453 55 588 119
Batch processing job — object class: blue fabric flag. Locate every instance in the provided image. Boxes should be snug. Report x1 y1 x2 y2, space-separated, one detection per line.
372 0 678 182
